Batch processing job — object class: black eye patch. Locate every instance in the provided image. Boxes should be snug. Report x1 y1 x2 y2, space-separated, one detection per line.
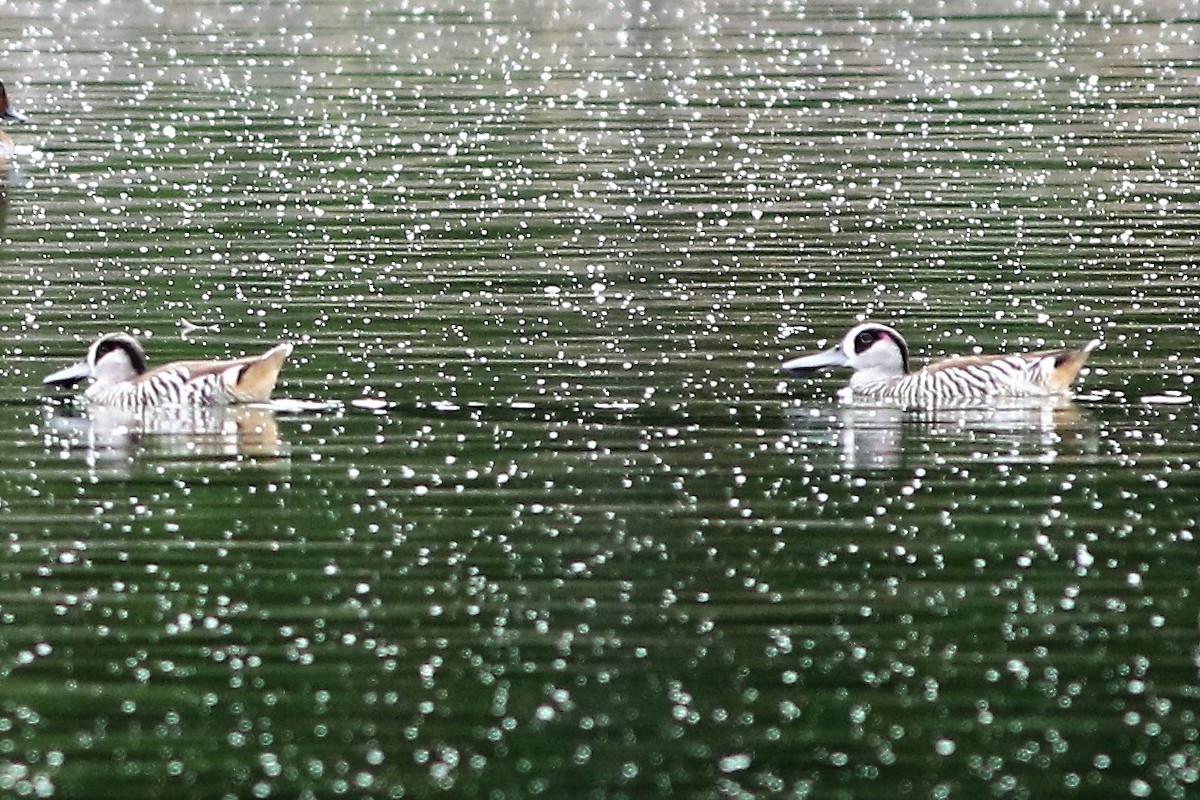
854 330 879 353
95 340 124 360
95 338 148 374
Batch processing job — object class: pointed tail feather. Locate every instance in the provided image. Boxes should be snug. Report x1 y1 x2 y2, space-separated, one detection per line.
1048 339 1100 392
231 343 293 402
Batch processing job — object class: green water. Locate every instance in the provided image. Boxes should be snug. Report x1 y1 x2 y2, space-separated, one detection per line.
0 0 1198 797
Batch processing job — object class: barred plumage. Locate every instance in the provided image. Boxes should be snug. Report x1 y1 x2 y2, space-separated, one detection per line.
783 323 1099 404
44 333 293 410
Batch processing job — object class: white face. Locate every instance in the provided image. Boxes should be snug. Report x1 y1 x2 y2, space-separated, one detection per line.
87 335 147 384
841 324 909 376
782 322 910 378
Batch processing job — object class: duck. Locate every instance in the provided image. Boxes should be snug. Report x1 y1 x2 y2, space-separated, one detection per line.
782 322 1100 403
43 333 294 409
0 81 27 162
0 81 26 124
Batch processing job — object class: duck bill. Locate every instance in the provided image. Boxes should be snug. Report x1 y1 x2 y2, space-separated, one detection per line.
3 106 28 123
781 345 849 376
43 360 92 387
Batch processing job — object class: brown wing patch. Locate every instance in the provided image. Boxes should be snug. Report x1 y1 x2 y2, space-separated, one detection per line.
922 342 1098 391
922 352 1019 374
127 343 294 403
130 355 259 384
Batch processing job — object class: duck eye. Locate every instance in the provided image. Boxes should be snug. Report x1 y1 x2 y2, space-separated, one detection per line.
855 331 875 347
95 341 121 359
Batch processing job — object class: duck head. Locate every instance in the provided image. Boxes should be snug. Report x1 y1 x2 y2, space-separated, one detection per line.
782 323 910 380
43 333 149 388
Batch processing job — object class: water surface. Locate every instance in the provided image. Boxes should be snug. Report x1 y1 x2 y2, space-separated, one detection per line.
1 0 1198 797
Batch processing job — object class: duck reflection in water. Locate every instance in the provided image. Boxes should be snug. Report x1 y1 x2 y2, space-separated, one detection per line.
44 402 290 477
783 399 1092 470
